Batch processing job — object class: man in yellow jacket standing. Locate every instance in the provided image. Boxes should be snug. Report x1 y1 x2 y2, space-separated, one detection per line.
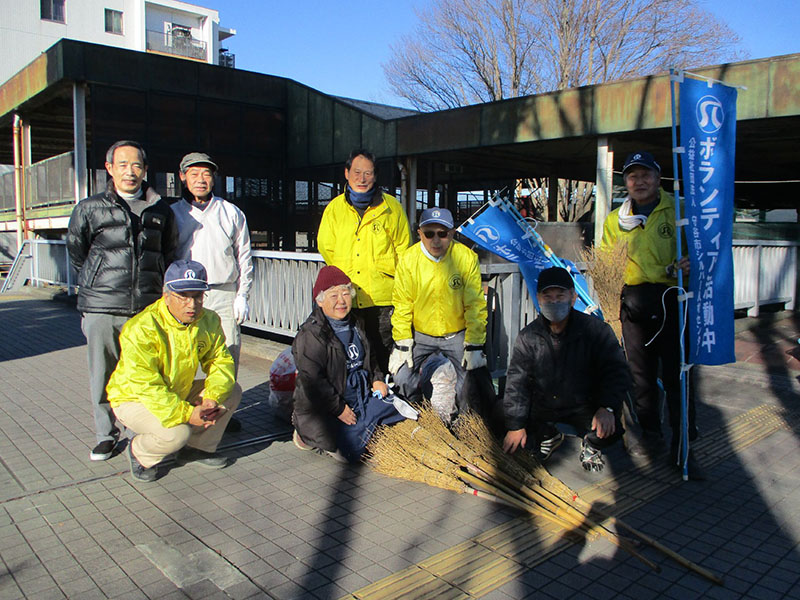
390 208 487 423
317 149 411 372
601 151 702 480
107 259 242 483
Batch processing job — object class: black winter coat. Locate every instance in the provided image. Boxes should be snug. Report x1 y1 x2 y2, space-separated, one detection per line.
503 310 631 431
66 181 178 315
291 305 382 452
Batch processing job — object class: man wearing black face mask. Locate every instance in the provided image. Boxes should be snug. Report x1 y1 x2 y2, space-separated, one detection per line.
502 267 630 472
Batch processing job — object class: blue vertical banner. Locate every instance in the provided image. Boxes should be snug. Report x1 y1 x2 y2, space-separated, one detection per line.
679 76 737 365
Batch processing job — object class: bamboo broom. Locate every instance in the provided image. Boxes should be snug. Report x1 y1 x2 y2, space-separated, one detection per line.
368 410 658 569
455 412 723 585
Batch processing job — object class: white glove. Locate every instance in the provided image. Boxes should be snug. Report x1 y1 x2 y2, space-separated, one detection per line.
233 295 250 324
388 339 414 375
462 346 487 370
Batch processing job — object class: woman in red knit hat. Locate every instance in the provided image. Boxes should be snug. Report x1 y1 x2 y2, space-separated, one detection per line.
290 266 407 462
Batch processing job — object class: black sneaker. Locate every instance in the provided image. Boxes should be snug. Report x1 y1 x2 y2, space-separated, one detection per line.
90 439 116 461
539 432 564 461
580 438 605 472
177 447 229 469
129 445 156 483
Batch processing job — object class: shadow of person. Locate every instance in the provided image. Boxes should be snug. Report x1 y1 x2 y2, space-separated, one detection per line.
507 396 800 599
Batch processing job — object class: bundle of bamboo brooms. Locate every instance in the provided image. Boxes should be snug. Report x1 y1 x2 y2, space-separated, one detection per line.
366 407 723 585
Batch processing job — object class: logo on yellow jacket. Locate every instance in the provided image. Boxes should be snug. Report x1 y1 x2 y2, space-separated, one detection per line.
449 274 463 289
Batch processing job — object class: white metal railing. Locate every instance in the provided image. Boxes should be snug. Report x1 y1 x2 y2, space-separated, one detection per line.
732 240 798 317
1 239 76 294
245 251 325 336
4 240 797 360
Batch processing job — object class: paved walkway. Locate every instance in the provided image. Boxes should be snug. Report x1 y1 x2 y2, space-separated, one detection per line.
0 291 799 600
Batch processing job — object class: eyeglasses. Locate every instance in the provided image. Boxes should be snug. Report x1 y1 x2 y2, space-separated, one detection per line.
422 230 450 239
170 291 206 304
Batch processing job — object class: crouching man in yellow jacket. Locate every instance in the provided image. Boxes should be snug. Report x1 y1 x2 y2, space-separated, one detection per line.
390 208 488 423
107 259 242 483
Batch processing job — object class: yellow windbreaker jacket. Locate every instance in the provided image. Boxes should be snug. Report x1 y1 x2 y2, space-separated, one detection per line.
107 298 235 428
601 189 680 286
317 191 411 308
392 241 487 345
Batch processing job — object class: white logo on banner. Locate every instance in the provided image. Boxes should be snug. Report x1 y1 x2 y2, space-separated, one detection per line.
474 225 500 244
696 95 724 133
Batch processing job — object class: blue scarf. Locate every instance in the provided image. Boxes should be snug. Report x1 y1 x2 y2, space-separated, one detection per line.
348 185 376 210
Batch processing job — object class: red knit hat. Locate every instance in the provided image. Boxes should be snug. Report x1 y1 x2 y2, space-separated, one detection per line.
313 266 351 299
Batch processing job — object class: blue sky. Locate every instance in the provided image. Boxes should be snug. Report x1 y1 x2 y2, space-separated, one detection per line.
211 0 798 107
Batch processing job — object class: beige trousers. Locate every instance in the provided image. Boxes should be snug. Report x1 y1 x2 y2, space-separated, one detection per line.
114 380 242 468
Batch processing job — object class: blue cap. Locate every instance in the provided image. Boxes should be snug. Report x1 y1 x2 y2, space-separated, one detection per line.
164 260 209 292
622 151 661 175
419 207 454 229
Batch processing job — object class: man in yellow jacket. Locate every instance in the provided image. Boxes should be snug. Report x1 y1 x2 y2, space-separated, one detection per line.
107 259 241 483
601 151 702 480
317 149 411 372
390 208 487 423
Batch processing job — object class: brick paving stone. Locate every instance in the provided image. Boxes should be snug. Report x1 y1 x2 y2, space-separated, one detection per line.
3 299 800 600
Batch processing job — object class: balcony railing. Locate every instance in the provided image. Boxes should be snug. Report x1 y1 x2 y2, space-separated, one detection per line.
146 29 207 61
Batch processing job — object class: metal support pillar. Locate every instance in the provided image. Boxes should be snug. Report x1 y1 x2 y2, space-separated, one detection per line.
594 137 614 247
73 83 88 203
547 175 559 222
12 114 26 249
398 156 417 227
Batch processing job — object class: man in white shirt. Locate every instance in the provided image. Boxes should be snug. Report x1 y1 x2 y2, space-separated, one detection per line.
171 152 253 374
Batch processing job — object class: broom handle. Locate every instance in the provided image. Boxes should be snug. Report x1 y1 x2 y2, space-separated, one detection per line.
472 458 619 541
463 485 533 510
570 498 724 586
464 463 600 539
470 459 661 573
534 475 724 585
461 469 663 574
458 471 596 538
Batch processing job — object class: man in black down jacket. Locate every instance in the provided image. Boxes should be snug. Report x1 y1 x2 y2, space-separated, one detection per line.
67 140 178 462
502 267 630 472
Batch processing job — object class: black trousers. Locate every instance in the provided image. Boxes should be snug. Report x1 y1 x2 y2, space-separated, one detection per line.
621 284 697 446
528 406 624 450
352 305 393 375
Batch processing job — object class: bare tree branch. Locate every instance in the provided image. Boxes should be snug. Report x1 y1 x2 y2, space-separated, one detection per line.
384 0 742 220
385 0 742 110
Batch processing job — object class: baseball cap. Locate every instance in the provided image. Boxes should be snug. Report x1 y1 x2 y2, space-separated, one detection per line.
164 260 209 292
536 267 575 293
622 151 661 175
419 207 454 229
180 152 218 173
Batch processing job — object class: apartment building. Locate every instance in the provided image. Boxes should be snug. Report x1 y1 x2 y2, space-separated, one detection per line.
0 0 235 85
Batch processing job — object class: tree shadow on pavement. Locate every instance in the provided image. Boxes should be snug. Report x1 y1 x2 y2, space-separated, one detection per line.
0 299 85 361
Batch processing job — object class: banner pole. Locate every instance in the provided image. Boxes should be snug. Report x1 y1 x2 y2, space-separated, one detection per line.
670 68 690 481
